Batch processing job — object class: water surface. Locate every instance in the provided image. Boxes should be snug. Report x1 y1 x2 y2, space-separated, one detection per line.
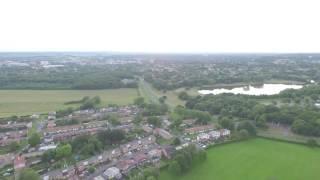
198 84 303 96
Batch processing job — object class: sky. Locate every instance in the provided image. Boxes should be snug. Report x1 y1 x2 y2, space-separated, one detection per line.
0 0 320 53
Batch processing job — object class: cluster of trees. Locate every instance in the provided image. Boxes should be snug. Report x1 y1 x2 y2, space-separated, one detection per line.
97 129 126 146
133 97 169 116
168 144 207 175
18 168 40 180
129 167 160 180
185 86 320 137
79 96 101 110
186 94 257 119
42 129 126 163
42 144 72 163
144 55 320 90
143 103 168 116
28 133 41 147
169 106 212 129
178 91 191 101
0 64 139 89
71 135 102 158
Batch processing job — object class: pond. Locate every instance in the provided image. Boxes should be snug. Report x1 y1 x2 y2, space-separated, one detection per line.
198 84 303 96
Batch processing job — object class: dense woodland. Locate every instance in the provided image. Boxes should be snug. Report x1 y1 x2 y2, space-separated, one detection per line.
0 64 139 89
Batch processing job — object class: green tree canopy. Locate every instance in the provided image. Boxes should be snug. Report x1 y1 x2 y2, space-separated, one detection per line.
18 168 40 180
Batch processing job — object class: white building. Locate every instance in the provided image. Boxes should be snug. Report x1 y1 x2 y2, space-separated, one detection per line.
39 144 57 151
208 130 221 139
197 133 210 142
220 129 231 136
104 167 122 179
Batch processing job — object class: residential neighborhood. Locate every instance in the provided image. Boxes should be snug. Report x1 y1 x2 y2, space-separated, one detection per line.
0 103 231 180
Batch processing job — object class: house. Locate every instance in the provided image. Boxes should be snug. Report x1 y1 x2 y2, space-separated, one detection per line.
39 144 57 151
0 153 14 168
110 148 122 159
14 155 26 170
47 121 56 129
26 122 33 128
154 128 173 139
220 129 231 136
208 130 221 139
148 148 162 160
162 117 172 128
142 125 153 133
48 112 56 120
94 175 105 180
197 133 210 142
132 153 148 165
161 146 175 159
116 159 135 174
182 119 196 126
185 125 214 134
31 114 40 119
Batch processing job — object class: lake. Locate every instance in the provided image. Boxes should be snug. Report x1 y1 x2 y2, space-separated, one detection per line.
198 84 303 96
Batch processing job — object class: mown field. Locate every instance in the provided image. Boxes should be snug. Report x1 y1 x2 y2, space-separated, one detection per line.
0 89 138 117
160 138 320 180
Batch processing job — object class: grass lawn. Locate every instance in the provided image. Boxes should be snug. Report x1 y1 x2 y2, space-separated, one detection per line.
0 89 138 117
160 138 320 180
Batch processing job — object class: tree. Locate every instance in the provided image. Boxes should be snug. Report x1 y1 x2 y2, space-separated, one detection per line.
198 150 207 162
219 117 234 130
147 116 161 127
92 96 101 104
175 154 190 172
18 168 40 180
159 96 167 104
239 129 249 139
55 144 72 159
28 133 41 147
134 97 145 107
109 115 120 125
9 141 20 151
88 166 96 174
97 129 125 145
146 176 156 180
178 91 190 100
143 167 159 179
307 139 317 147
237 121 256 135
143 103 168 116
256 115 267 128
173 137 181 145
133 113 143 125
42 149 56 163
168 160 181 175
129 173 145 180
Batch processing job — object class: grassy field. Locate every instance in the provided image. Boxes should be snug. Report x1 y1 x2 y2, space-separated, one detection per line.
0 89 138 117
160 138 320 180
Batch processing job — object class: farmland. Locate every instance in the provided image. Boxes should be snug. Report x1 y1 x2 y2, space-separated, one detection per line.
160 138 320 180
0 89 138 117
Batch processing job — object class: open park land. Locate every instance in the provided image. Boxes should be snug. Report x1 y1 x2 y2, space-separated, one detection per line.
160 138 320 180
0 89 138 117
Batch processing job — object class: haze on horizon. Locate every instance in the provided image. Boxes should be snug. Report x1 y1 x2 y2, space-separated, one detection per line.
0 0 320 53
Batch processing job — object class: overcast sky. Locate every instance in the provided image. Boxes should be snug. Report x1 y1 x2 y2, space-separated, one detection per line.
0 0 319 53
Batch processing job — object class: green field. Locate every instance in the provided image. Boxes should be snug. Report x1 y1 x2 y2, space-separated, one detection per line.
0 89 138 117
160 138 320 180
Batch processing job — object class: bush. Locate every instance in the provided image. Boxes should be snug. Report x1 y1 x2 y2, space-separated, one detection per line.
307 139 317 147
239 129 250 139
